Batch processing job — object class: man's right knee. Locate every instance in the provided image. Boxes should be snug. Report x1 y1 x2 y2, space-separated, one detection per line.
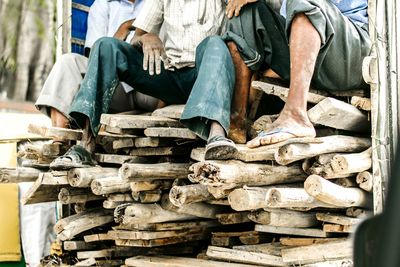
92 37 123 54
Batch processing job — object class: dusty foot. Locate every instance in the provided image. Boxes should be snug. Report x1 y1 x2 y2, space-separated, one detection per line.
247 110 316 148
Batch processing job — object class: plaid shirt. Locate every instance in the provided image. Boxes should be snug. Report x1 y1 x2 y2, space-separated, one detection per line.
133 0 226 69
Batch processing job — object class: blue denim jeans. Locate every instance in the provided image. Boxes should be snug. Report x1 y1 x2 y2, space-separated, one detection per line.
69 36 235 140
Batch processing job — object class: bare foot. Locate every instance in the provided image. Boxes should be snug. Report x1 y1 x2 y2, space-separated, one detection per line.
247 109 316 148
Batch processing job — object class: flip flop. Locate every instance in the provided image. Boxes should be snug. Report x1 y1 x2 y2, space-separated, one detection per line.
50 145 97 170
205 135 238 160
257 127 298 139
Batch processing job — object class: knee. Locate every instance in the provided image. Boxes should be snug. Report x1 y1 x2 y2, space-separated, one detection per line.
92 37 121 54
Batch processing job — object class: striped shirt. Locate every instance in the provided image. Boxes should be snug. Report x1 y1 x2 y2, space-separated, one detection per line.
133 0 227 69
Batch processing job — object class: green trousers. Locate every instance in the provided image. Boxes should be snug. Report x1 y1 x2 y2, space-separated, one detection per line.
69 36 235 139
222 0 371 91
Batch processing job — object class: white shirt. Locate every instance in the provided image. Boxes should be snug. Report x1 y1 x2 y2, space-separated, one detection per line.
85 0 144 48
133 0 227 69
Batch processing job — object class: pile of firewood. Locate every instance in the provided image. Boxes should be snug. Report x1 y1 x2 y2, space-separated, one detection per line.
4 80 374 266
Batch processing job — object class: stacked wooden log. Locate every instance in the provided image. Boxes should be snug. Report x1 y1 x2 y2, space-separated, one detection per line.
11 81 375 266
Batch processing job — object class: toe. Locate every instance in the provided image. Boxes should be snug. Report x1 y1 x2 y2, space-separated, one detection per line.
246 137 261 148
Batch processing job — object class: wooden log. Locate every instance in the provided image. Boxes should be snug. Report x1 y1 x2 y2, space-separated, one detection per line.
68 167 119 188
189 160 306 187
115 232 209 247
316 213 361 226
144 127 198 140
252 80 325 104
63 241 97 251
133 190 163 203
345 207 372 218
56 209 114 241
228 185 301 211
279 237 346 247
249 114 279 139
58 187 105 204
356 171 373 192
275 135 372 165
74 202 87 213
120 163 191 181
351 96 371 111
330 148 372 175
161 194 223 219
206 246 285 266
304 175 372 208
281 239 352 265
91 177 131 195
104 200 133 209
255 225 329 238
104 193 135 209
100 114 182 129
206 185 235 199
0 167 41 183
28 124 83 140
130 180 172 192
123 203 198 224
125 255 253 267
248 209 319 228
308 161 356 179
169 184 214 206
333 177 358 188
308 97 370 132
266 187 337 209
152 104 185 119
216 212 251 225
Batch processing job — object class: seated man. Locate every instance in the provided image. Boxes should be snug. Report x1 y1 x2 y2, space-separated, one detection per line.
35 0 159 142
51 0 237 169
223 0 371 147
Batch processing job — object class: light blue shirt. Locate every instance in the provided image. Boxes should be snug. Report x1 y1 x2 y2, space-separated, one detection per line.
280 0 368 26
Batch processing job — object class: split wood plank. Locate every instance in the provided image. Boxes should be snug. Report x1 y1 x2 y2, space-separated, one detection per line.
252 80 326 104
119 220 220 231
125 255 254 267
151 104 185 119
144 127 198 140
0 167 41 183
308 97 370 132
255 225 330 238
323 224 354 233
279 237 346 247
216 212 251 225
100 114 182 129
301 259 353 267
103 125 142 136
351 96 371 111
134 137 174 148
316 213 361 226
63 241 98 251
206 245 285 266
281 239 352 265
232 243 285 257
28 124 82 140
95 153 156 165
115 232 209 247
22 172 69 204
275 135 372 165
108 228 202 241
84 233 112 243
113 138 135 149
120 162 191 181
129 146 192 156
75 258 96 266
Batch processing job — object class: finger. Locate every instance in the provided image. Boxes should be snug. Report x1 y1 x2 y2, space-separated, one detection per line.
148 49 155 76
154 49 161 75
143 47 149 71
226 1 234 19
234 4 242 17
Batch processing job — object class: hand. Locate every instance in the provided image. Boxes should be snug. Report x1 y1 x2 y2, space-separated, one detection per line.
226 0 258 19
132 33 166 75
113 19 135 41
